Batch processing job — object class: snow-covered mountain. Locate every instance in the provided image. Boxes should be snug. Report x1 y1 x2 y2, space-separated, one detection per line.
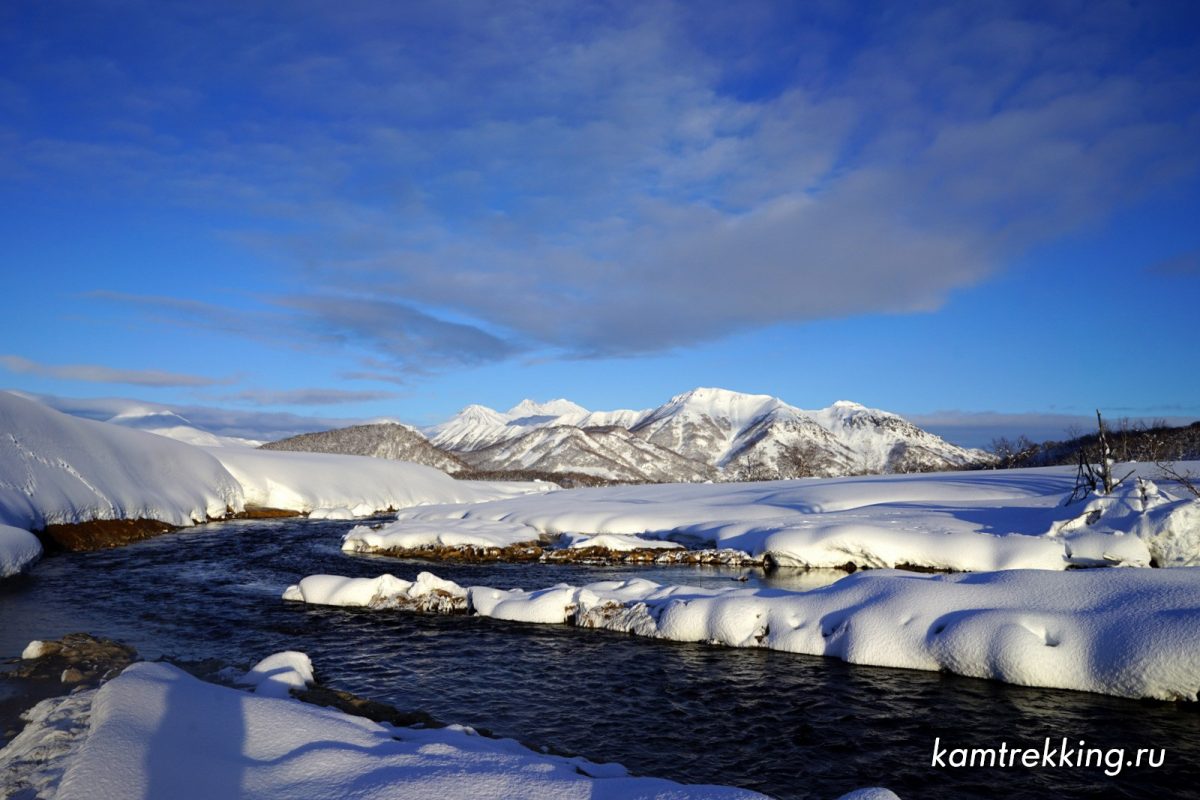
427 399 645 452
429 388 990 481
260 423 468 474
459 425 715 483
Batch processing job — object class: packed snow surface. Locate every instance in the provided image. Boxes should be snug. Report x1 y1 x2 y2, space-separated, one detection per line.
380 466 1200 571
287 568 1200 701
49 660 768 799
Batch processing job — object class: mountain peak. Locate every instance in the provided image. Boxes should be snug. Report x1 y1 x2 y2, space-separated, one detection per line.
506 398 588 419
660 387 787 421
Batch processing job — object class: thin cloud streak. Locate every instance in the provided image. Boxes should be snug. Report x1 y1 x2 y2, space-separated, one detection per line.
0 354 227 388
218 387 401 407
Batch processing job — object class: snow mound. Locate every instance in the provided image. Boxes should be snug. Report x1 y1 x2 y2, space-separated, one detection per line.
1053 478 1200 567
237 651 315 698
283 571 469 613
51 661 767 799
0 391 243 530
342 517 544 554
288 568 1200 701
0 523 42 577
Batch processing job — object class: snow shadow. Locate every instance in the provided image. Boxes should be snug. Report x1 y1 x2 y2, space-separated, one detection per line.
144 669 246 799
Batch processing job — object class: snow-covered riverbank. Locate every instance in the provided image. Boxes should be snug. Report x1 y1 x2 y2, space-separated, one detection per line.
343 466 1200 572
285 567 1200 701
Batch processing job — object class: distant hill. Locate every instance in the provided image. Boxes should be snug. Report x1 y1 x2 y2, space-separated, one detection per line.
261 423 468 475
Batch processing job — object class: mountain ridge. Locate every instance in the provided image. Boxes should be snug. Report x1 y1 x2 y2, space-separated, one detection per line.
427 386 991 480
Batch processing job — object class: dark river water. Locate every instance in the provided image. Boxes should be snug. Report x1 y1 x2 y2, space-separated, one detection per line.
1 517 1197 799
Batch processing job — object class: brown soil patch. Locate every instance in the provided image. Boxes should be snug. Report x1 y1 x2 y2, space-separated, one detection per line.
38 518 179 552
227 505 305 520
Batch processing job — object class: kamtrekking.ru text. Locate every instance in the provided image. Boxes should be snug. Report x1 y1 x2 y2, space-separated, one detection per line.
931 737 1165 777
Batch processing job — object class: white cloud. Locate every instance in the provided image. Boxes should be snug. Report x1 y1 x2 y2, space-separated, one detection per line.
7 1 1198 375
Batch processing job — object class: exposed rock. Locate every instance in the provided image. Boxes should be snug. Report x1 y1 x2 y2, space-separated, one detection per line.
293 684 443 728
2 634 138 746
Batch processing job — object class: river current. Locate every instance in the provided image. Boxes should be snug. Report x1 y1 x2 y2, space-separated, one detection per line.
1 516 1196 799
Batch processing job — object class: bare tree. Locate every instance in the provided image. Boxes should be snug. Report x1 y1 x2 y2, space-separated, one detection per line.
1155 460 1200 499
1066 410 1135 504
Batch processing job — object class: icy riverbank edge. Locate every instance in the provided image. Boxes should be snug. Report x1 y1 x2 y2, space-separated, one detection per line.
0 648 897 799
285 567 1200 702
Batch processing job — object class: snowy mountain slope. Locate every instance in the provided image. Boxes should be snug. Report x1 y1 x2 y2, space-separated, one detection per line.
808 400 992 473
458 425 716 483
428 387 989 482
721 406 858 479
427 398 647 453
261 423 467 474
426 404 514 452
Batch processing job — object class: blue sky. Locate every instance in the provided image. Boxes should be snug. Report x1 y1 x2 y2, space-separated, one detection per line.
2 0 1198 446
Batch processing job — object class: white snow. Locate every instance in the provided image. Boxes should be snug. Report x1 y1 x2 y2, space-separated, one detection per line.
21 639 50 659
283 571 468 611
206 447 507 516
46 660 767 800
0 523 42 577
288 567 1200 701
0 391 243 531
236 651 315 698
379 466 1200 572
0 687 97 800
342 517 544 554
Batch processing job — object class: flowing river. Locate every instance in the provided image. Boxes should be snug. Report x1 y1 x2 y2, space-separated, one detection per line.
1 517 1197 799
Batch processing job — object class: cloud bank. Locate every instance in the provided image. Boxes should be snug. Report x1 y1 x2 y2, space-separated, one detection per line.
6 0 1198 376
